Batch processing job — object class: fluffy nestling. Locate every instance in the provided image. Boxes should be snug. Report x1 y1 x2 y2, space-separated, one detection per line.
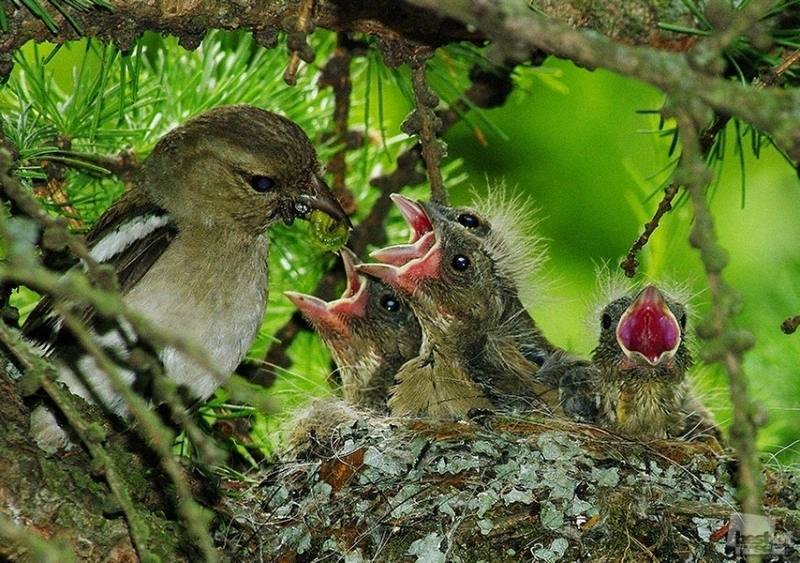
359 194 557 418
285 248 421 411
591 284 719 441
24 105 350 438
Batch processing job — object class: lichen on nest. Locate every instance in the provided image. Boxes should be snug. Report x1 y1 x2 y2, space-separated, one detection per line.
216 400 799 562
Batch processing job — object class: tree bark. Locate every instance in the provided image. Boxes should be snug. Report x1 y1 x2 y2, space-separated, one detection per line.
0 0 700 79
0 364 193 562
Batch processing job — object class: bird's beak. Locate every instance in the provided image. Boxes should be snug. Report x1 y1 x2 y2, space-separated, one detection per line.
293 176 353 229
357 241 443 297
340 247 362 298
284 248 368 336
370 231 436 266
369 194 436 265
615 285 681 366
391 194 433 242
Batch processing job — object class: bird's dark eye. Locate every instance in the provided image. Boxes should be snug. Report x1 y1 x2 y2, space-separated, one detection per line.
457 213 481 228
602 313 612 330
380 294 400 313
679 313 687 330
451 255 470 271
250 175 276 193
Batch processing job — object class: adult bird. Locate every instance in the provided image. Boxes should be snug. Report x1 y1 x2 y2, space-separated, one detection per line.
23 105 350 449
285 248 421 411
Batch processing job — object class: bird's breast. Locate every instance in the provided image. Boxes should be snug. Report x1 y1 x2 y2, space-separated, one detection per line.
124 231 269 400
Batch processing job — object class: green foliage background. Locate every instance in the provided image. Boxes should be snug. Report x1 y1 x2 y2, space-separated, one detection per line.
2 30 798 466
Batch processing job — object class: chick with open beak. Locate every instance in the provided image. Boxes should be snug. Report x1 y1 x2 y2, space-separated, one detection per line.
358 194 557 419
592 285 719 440
285 248 421 411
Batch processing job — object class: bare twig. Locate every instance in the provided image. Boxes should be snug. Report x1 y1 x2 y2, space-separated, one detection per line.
619 184 680 278
283 0 316 86
407 57 447 204
620 113 729 277
319 33 366 214
675 108 762 523
758 49 800 87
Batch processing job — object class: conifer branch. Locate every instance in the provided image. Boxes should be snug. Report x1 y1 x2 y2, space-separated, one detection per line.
676 107 763 522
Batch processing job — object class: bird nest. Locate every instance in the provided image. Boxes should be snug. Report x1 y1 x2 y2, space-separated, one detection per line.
215 402 800 562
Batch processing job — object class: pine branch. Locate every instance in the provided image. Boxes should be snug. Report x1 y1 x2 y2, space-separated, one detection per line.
621 47 800 276
407 0 800 166
676 106 763 524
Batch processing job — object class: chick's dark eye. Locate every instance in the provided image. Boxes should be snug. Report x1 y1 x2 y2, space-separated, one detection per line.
250 175 276 193
380 294 400 313
451 255 470 271
457 213 481 228
601 313 612 330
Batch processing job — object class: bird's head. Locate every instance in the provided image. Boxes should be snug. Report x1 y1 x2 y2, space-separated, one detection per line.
593 285 692 379
285 248 421 380
142 105 350 236
358 195 510 330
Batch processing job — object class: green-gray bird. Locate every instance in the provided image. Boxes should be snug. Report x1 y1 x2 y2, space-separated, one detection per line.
24 105 350 448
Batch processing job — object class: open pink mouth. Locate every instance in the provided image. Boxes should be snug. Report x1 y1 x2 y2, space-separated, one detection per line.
615 285 681 366
393 193 433 242
370 195 437 266
359 194 444 295
284 248 369 336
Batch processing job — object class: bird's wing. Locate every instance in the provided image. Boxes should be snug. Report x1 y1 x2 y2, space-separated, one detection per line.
23 189 178 354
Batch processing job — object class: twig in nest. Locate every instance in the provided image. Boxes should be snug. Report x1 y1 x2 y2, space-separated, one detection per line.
283 0 316 86
407 56 447 204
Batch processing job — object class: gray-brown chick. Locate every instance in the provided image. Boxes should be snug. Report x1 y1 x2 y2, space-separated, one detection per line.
372 194 556 367
285 248 421 411
359 195 557 418
592 285 719 441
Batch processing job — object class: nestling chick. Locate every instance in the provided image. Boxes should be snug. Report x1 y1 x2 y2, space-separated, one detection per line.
372 193 556 366
592 284 718 440
24 105 350 436
285 248 421 411
359 195 556 418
